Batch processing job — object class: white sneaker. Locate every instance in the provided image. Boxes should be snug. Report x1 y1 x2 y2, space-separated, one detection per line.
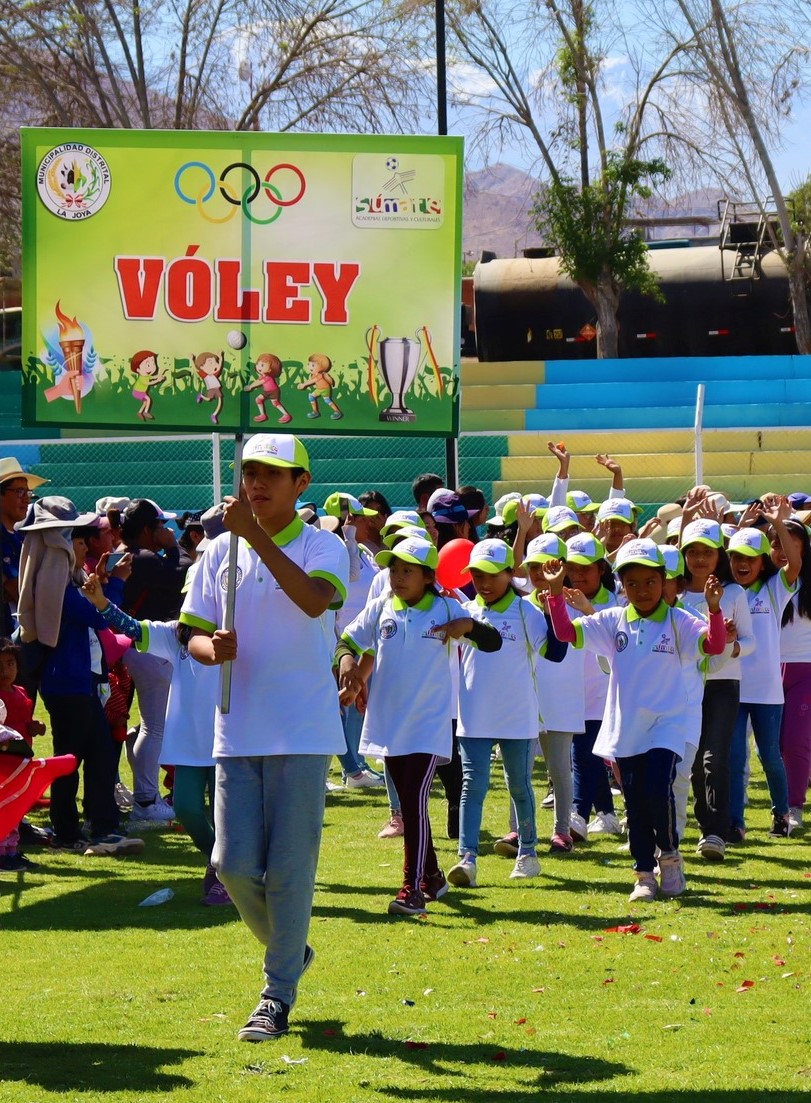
628 871 658 902
345 769 385 788
325 779 344 792
448 856 478 887
657 851 687 896
569 811 588 842
587 810 622 835
696 834 725 861
129 798 174 828
509 853 541 879
788 807 803 830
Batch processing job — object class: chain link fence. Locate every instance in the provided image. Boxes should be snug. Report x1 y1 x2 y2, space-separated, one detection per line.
5 422 811 521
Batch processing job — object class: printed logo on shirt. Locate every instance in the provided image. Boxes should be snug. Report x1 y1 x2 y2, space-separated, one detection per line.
423 619 447 640
615 631 629 652
379 619 398 640
749 594 770 615
651 632 675 654
498 621 517 642
219 566 244 591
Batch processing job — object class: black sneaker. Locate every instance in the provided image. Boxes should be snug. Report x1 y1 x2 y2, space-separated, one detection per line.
290 944 315 1009
0 852 39 872
421 868 449 902
19 820 54 847
50 836 88 852
446 804 460 840
387 885 428 915
726 825 746 845
769 814 791 838
237 998 290 1042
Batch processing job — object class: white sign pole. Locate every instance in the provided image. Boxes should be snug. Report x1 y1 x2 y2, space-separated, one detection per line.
220 432 244 714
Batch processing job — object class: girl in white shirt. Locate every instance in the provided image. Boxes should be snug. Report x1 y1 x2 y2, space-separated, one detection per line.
679 519 754 861
545 539 726 903
337 536 502 917
449 539 549 887
83 576 225 903
775 521 811 830
562 533 619 842
728 502 801 841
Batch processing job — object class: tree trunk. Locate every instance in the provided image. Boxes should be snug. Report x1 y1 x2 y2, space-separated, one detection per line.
787 250 811 355
591 277 621 359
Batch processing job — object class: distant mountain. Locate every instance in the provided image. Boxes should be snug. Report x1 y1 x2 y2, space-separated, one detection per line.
463 164 727 259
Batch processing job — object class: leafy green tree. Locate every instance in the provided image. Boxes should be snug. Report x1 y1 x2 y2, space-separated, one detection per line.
446 0 683 357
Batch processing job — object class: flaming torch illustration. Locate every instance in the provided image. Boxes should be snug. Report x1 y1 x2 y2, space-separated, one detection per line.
55 301 85 414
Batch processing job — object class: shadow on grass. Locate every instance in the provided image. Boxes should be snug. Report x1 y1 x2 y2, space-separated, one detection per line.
0 876 241 932
297 1018 631 1093
0 1040 202 1092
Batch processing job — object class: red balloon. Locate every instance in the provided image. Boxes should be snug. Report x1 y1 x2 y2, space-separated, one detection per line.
436 538 474 591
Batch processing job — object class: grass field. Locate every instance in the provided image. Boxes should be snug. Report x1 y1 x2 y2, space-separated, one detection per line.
1 750 810 1103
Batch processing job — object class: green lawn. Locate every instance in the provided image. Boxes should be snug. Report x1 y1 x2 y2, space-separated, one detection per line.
1 752 810 1103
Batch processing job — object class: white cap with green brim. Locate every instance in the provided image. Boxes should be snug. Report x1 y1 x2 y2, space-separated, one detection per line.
615 538 665 571
381 510 425 537
462 538 515 575
728 527 771 557
660 545 685 579
524 533 568 564
542 505 581 534
680 519 723 550
375 536 438 570
241 434 310 472
323 492 377 518
502 494 549 526
597 499 637 524
565 532 606 564
567 490 600 513
486 492 522 526
666 517 682 539
383 524 429 548
721 523 738 541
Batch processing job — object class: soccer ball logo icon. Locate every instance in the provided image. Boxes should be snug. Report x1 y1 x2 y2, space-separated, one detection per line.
385 157 399 172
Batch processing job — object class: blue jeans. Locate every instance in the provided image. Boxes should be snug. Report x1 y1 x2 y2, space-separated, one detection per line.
338 704 369 776
458 738 536 855
729 703 789 827
213 754 329 1007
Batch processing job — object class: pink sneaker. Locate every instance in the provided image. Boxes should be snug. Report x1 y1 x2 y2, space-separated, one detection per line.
203 877 233 906
278 413 293 424
378 813 404 838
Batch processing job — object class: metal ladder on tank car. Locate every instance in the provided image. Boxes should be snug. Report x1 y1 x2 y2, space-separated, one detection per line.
717 198 782 283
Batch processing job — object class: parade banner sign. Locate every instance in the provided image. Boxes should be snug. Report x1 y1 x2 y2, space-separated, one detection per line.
21 129 462 436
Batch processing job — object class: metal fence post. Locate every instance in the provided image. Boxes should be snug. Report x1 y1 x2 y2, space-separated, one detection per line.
694 383 706 486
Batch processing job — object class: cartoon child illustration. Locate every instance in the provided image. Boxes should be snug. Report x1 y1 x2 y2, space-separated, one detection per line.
297 352 343 420
193 350 224 424
243 353 292 424
130 350 168 421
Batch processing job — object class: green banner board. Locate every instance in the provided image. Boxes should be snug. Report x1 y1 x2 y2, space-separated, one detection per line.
21 129 462 436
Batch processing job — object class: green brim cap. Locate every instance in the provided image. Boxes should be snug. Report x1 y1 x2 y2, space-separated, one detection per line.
375 536 438 570
240 433 310 472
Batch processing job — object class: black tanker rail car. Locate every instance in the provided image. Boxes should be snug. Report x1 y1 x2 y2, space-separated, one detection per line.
473 246 801 361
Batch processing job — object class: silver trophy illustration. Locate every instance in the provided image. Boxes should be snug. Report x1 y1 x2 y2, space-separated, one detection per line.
371 330 422 422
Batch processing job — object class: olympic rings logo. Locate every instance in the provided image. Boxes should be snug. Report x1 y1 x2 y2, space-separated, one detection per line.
174 161 306 225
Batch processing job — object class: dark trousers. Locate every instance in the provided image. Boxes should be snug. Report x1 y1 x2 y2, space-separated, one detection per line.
385 752 440 890
691 678 738 838
435 724 462 809
44 693 120 841
617 748 679 873
572 719 615 818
